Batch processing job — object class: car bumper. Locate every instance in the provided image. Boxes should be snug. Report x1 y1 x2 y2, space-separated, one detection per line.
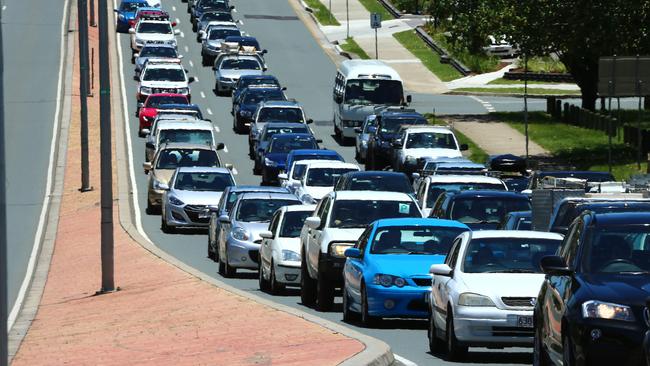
202 47 220 57
318 255 346 285
165 204 211 228
217 79 236 91
139 115 154 130
226 238 261 269
340 125 358 139
148 187 166 207
452 306 534 347
275 262 300 285
569 317 645 365
366 284 430 318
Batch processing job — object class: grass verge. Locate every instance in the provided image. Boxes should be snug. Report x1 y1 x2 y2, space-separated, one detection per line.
304 0 340 26
487 78 572 86
455 87 581 95
393 30 462 82
357 0 394 20
339 37 370 59
427 115 488 163
493 111 645 180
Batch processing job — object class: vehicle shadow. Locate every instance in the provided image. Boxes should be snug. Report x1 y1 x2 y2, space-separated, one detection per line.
330 133 353 147
426 349 532 364
344 318 428 331
173 228 208 235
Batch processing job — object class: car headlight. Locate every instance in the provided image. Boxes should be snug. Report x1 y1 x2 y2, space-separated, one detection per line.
360 140 368 147
240 110 252 117
380 140 391 148
140 86 152 94
281 250 301 262
405 155 417 162
582 300 635 322
264 158 277 167
167 39 176 46
118 13 125 20
373 274 406 288
231 226 249 241
168 196 184 206
152 179 167 190
458 293 495 307
219 76 232 82
328 242 354 258
177 87 189 95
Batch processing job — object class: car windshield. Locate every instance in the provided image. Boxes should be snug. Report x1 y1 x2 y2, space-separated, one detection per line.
139 46 178 58
155 149 219 169
137 22 172 34
258 108 304 123
174 172 233 191
405 132 457 149
269 138 317 153
220 58 261 70
306 168 358 187
330 200 420 228
370 226 467 255
514 217 532 230
426 183 506 207
239 39 260 48
582 227 650 274
261 126 308 141
208 28 240 40
243 90 285 105
344 175 412 193
143 68 185 82
201 12 232 22
121 2 145 11
462 237 562 273
146 95 187 107
280 211 313 237
236 199 300 222
344 79 403 105
449 197 531 225
379 117 426 134
158 130 213 145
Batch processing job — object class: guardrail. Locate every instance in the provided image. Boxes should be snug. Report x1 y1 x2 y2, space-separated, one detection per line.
377 0 402 18
414 27 471 76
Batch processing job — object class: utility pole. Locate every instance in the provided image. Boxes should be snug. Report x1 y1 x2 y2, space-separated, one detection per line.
89 0 96 27
524 53 529 161
0 4 8 365
78 0 92 192
97 0 115 293
346 0 349 39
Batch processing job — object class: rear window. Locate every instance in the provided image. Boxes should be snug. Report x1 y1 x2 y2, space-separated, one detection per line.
330 200 420 228
449 197 531 225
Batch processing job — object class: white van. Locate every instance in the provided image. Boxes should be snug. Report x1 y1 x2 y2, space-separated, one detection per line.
332 60 410 141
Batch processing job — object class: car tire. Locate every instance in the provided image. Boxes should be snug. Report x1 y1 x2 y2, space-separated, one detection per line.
316 268 334 311
428 311 444 354
138 128 145 138
269 261 285 295
192 23 197 32
220 250 236 277
161 214 175 234
146 199 158 215
218 254 226 276
445 310 468 361
360 284 378 326
258 261 270 292
533 324 551 366
355 148 365 163
334 124 341 139
253 160 261 175
562 335 575 366
300 257 317 306
202 54 210 67
342 286 359 323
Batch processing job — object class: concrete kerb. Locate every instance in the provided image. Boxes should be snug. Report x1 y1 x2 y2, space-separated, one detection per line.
445 90 580 99
7 0 73 361
108 3 394 366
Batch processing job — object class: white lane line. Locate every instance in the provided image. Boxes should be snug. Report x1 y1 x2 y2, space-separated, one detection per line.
200 91 205 98
223 145 228 153
172 5 176 11
214 126 220 132
207 108 213 115
194 76 199 82
9 0 70 331
180 31 184 38
469 95 496 112
175 18 180 25
189 60 194 68
394 354 418 366
115 0 153 246
184 45 189 53
2 5 6 11
232 167 238 175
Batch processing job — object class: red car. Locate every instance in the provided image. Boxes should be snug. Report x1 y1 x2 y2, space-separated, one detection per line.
137 93 189 136
128 9 172 29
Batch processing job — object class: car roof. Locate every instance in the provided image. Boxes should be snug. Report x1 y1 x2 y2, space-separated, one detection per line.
590 212 650 226
435 162 486 169
374 217 469 229
304 161 359 170
157 121 213 130
176 166 232 174
339 60 402 81
159 142 216 150
469 230 563 240
141 44 176 50
427 175 505 183
333 190 414 201
263 122 308 129
289 149 340 156
282 204 316 213
535 170 615 181
343 171 406 178
270 133 314 140
449 190 527 199
379 110 424 119
294 159 333 167
228 185 289 193
258 100 301 108
145 63 183 69
224 35 258 42
147 92 186 97
402 125 452 133
238 192 301 200
239 74 278 81
138 19 171 24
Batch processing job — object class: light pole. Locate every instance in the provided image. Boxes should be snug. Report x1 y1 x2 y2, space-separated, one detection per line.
346 0 349 39
0 4 8 365
524 53 529 161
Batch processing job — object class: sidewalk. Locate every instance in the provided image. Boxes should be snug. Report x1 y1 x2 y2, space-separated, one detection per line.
10 6 365 366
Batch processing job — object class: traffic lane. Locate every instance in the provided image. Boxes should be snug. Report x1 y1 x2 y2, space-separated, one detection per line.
3 0 65 309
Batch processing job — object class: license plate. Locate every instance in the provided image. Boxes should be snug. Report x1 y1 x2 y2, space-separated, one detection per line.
517 315 533 328
198 212 211 219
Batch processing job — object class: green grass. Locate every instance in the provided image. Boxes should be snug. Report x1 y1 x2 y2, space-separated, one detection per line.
516 57 567 73
455 87 581 95
357 0 394 21
339 37 370 59
304 0 340 26
430 31 500 74
487 78 571 85
393 30 462 82
493 111 644 180
426 114 488 163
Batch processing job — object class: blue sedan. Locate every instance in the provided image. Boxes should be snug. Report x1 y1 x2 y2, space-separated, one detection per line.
114 0 149 33
343 218 469 325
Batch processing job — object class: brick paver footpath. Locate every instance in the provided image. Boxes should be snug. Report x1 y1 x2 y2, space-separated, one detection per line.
11 8 364 366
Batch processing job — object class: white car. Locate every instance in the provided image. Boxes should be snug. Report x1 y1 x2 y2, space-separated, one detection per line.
144 120 217 162
129 20 179 60
258 204 316 294
292 161 360 203
136 61 194 103
414 174 508 217
392 125 467 175
279 159 323 193
300 190 422 311
428 230 564 360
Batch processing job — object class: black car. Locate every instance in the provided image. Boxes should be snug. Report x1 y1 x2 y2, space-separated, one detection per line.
333 171 414 196
252 122 312 173
231 75 280 107
193 10 234 32
365 109 427 170
191 0 233 27
535 211 650 366
231 86 286 133
550 199 650 235
429 190 532 230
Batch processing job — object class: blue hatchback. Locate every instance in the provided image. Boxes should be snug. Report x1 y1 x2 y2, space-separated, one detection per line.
260 134 320 185
343 218 469 325
114 0 148 33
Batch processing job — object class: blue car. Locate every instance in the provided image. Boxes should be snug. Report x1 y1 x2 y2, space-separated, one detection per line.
284 149 344 174
343 218 469 325
114 0 149 33
260 133 320 185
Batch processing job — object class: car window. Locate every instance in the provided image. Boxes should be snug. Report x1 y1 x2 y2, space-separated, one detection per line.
269 137 317 153
405 132 457 150
143 68 185 82
137 22 172 34
173 172 233 192
236 199 301 222
220 58 261 70
446 237 463 268
158 129 213 145
258 108 304 123
560 220 581 266
329 200 420 228
306 168 358 187
449 197 531 225
139 47 178 58
370 226 467 255
268 211 281 234
426 183 506 207
291 164 307 180
208 28 241 40
356 225 373 252
155 149 219 169
279 210 312 238
345 175 412 193
462 237 562 273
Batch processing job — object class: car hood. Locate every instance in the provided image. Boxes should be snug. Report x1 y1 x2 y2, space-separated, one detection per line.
302 186 333 200
579 273 650 307
460 273 546 299
172 190 223 206
402 148 463 159
370 254 446 278
219 69 263 80
265 152 287 166
140 80 188 88
153 169 174 184
275 237 300 252
232 221 269 241
324 227 365 241
136 33 175 42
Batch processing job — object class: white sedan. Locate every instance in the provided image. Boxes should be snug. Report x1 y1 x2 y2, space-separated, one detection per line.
427 230 563 361
292 161 360 203
258 204 316 294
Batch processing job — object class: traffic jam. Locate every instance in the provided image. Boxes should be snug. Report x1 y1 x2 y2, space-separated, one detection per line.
116 0 650 364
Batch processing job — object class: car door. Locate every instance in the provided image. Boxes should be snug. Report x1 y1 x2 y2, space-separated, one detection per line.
308 197 331 274
345 225 373 304
218 199 238 259
261 210 281 275
432 236 462 327
305 196 327 274
209 190 228 249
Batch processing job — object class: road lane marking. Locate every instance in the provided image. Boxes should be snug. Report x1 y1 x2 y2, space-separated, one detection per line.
214 126 220 132
189 60 194 67
175 18 180 25
180 31 184 38
9 0 70 331
184 45 189 52
394 354 418 366
200 91 205 98
232 167 238 175
172 5 176 11
223 145 228 153
194 76 199 82
469 95 496 112
207 108 213 115
2 5 6 11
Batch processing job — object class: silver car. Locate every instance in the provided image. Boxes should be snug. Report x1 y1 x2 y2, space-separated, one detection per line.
354 114 377 163
193 11 235 34
213 54 266 95
200 24 240 65
161 166 235 232
217 192 302 277
134 44 182 76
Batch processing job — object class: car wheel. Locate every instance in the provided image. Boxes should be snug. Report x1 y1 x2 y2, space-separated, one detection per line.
445 310 468 361
360 284 378 326
146 199 157 215
258 261 270 292
428 311 444 354
202 54 210 67
533 324 551 366
207 237 216 261
300 257 317 306
342 286 359 322
218 253 226 275
161 214 174 234
316 268 334 311
130 52 135 64
269 261 285 295
192 23 197 32
355 148 365 163
562 335 575 366
334 124 341 139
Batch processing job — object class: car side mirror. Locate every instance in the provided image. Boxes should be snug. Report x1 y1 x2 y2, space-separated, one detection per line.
411 172 420 179
344 248 361 258
259 230 274 239
145 142 155 149
225 163 233 170
262 49 268 54
171 21 177 27
460 143 469 151
128 28 136 34
133 75 140 81
113 8 119 12
230 5 236 10
406 94 412 104
305 217 321 229
141 128 151 135
133 53 140 58
263 67 268 72
137 102 144 108
315 139 323 143
278 173 288 181
307 119 313 124
173 29 181 35
354 127 362 133
158 182 169 190
539 255 572 276
218 214 230 223
142 162 152 172
334 95 343 104
216 142 225 150
281 86 287 91
188 76 195 83
392 139 402 148
430 263 452 276
178 54 184 59
237 20 244 25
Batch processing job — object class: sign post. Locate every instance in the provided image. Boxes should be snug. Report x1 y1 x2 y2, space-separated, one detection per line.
370 13 381 59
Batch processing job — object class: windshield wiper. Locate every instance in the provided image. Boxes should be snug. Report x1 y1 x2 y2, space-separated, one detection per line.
408 251 429 255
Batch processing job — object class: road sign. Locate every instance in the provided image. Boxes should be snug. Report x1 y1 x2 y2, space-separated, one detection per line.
598 56 650 97
370 13 381 29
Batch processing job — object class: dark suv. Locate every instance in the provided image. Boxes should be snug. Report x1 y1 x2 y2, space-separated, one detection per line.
365 109 427 170
534 212 650 366
549 199 650 235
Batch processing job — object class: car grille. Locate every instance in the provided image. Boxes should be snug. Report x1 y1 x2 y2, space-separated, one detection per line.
491 326 534 337
249 249 259 264
151 87 179 94
501 297 536 308
411 277 432 287
184 205 209 224
406 299 428 312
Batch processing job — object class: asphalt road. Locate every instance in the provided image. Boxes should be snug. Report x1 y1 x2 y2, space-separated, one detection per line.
115 0 550 364
3 0 66 314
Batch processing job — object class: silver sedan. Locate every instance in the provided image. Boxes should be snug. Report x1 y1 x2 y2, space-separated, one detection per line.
354 114 377 163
